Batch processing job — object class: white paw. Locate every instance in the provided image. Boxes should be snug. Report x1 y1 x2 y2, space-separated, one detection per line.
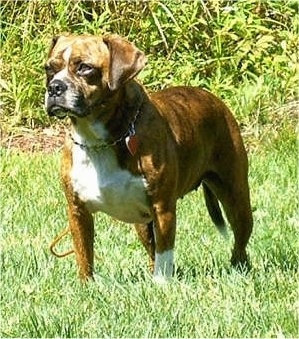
152 274 171 285
152 249 174 284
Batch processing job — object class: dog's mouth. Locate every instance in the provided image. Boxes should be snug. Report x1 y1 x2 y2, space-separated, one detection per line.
46 92 91 119
47 105 70 119
47 102 90 119
46 83 97 119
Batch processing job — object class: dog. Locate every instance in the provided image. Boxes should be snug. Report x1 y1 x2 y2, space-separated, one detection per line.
45 34 253 283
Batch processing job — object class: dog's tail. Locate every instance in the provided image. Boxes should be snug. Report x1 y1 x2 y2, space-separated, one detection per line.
202 183 228 239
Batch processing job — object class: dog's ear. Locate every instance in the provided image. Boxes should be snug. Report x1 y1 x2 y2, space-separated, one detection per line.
48 33 72 57
47 36 60 57
103 34 147 91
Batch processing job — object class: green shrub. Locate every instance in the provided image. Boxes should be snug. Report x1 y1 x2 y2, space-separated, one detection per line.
0 0 298 128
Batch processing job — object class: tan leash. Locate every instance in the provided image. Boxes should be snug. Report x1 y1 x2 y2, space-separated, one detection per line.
50 227 101 260
49 227 74 258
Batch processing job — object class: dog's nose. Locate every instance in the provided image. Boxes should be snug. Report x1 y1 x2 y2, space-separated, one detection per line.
48 79 67 97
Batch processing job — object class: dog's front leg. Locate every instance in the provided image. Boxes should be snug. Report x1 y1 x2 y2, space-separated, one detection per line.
67 198 94 281
61 145 94 281
134 222 155 272
152 202 176 283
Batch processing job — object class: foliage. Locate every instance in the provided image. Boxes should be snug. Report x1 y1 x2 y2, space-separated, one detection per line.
0 0 298 128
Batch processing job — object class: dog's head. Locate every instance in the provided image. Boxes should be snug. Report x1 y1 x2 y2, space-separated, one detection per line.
45 34 146 119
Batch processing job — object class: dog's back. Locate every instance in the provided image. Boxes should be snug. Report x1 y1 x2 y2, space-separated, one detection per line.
148 86 248 198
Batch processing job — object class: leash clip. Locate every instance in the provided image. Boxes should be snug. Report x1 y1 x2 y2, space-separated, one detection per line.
128 122 136 137
127 110 139 137
125 111 139 156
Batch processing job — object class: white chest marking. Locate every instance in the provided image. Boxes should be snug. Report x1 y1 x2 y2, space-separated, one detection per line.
70 144 152 224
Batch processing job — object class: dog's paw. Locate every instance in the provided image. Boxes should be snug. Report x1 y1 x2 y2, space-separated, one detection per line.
152 274 171 285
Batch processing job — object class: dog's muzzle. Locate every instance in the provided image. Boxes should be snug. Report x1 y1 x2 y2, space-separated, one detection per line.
46 79 88 119
46 79 69 118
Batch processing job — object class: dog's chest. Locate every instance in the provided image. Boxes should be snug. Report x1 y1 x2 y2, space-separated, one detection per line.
70 145 152 224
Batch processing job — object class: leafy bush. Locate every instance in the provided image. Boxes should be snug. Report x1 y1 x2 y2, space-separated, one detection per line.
0 0 298 128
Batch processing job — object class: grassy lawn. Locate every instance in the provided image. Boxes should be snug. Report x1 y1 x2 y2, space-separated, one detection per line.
1 119 297 338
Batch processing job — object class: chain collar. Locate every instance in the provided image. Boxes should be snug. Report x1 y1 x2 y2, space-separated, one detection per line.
70 110 140 151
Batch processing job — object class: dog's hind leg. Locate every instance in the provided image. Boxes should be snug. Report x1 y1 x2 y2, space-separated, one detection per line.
227 191 253 268
204 171 253 268
227 185 253 268
134 222 155 272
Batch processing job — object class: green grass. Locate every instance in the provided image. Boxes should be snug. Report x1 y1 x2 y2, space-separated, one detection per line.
1 119 297 338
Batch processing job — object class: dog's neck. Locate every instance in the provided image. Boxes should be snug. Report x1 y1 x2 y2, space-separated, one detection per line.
70 80 145 148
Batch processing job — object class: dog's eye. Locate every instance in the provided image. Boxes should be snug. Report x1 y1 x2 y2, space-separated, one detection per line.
45 64 54 74
45 62 61 75
45 64 55 82
77 63 94 76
